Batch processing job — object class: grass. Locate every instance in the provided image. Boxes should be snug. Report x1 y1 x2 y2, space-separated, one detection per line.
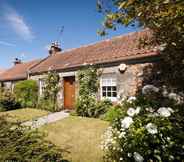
0 108 49 122
42 116 109 162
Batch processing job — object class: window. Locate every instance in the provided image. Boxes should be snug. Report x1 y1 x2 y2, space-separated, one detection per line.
39 79 46 96
101 74 117 101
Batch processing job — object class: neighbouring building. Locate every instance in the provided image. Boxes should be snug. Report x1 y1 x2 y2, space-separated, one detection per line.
0 58 41 91
0 69 4 74
0 29 160 109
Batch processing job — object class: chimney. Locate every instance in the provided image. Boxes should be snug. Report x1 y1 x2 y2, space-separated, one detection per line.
14 58 22 65
49 42 62 56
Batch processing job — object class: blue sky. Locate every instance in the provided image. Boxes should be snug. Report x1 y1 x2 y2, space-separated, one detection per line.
0 0 138 69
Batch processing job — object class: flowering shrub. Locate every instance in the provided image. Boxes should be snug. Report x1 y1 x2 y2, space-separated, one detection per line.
76 67 112 117
101 85 184 162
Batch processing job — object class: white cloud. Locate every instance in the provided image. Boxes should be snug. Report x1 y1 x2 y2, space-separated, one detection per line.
0 40 16 47
3 5 34 41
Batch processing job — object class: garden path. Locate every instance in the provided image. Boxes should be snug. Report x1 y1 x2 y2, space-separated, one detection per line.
22 111 69 128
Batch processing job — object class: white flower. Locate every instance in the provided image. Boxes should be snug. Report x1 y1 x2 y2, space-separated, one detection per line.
146 123 158 134
101 126 114 150
121 117 133 129
128 153 132 157
133 152 144 162
146 107 154 113
127 96 136 103
168 92 178 100
168 92 184 104
127 108 136 117
147 112 159 118
135 106 141 114
142 84 159 95
168 107 174 113
157 107 171 117
118 131 126 138
120 157 123 161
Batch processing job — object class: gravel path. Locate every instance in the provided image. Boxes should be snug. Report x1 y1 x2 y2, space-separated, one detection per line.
22 111 69 128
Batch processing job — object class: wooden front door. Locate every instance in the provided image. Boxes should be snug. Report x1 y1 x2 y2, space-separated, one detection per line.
64 76 75 109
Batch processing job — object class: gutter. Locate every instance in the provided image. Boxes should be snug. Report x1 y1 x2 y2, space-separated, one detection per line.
30 54 161 76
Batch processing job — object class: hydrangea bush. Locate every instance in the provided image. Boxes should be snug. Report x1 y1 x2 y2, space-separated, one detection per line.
101 85 184 162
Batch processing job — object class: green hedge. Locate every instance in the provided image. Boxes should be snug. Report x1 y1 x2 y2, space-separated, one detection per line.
14 80 38 108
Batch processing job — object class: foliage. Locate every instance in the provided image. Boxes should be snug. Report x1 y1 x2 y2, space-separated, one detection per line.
76 67 111 117
103 105 123 123
14 80 38 108
76 94 97 117
98 0 184 90
40 71 60 112
38 97 56 112
76 67 98 117
77 67 99 96
0 116 67 162
0 89 20 111
101 85 184 162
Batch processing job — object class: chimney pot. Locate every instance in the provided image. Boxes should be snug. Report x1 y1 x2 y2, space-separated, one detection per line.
49 42 62 56
14 58 22 65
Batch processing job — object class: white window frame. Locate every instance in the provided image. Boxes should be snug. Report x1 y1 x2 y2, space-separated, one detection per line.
100 74 117 102
39 79 46 96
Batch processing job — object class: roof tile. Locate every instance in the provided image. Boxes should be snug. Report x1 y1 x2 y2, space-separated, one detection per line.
0 59 41 81
30 29 159 74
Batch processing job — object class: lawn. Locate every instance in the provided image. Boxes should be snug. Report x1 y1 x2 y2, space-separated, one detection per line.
42 116 109 162
0 108 49 122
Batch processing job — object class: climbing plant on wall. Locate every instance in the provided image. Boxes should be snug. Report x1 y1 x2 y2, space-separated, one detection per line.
76 67 111 117
76 67 99 117
38 70 60 112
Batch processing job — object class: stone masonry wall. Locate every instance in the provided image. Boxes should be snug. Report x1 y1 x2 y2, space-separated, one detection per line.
30 62 155 107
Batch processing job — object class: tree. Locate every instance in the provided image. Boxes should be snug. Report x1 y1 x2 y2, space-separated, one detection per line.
98 0 184 90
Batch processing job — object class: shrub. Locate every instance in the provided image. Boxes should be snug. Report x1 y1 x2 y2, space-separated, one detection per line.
14 80 38 108
0 116 68 162
0 89 20 111
103 105 123 122
101 85 184 162
37 97 56 112
76 95 97 117
96 99 113 118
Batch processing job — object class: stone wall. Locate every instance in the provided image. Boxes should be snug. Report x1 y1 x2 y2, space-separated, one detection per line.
30 62 155 107
99 62 154 101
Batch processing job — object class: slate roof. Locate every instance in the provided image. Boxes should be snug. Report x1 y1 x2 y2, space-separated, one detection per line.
0 59 41 81
30 29 159 75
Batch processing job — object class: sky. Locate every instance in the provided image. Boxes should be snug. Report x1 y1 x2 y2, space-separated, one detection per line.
0 0 139 69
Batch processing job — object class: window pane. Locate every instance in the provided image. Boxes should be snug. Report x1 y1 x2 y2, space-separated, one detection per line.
103 92 106 97
107 86 111 91
107 91 111 97
102 86 106 91
112 86 117 91
113 92 117 97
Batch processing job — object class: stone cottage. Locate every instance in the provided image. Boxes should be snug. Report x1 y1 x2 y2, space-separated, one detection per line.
0 29 160 109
